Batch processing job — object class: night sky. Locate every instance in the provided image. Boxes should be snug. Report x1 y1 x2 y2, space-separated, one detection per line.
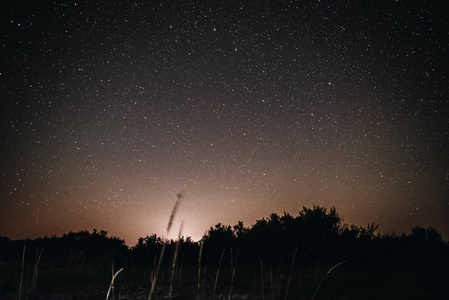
1 0 448 245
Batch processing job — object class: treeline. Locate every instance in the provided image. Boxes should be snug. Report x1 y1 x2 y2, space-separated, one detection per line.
0 229 128 267
1 206 448 270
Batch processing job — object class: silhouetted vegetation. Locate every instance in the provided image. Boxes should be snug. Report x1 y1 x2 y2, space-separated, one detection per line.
1 206 448 299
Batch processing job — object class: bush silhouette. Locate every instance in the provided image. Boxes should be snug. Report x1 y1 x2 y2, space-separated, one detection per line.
1 206 448 299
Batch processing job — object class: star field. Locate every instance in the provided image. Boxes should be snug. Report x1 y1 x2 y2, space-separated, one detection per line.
1 0 448 244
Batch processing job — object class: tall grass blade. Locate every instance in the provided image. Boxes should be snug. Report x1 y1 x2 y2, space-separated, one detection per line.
148 244 166 300
19 243 26 300
311 260 347 300
228 249 239 300
106 267 124 300
167 193 182 234
169 223 183 300
32 247 44 292
285 246 298 300
149 192 183 300
197 241 204 299
213 249 225 299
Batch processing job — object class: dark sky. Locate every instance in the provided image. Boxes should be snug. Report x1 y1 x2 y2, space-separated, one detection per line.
1 0 448 245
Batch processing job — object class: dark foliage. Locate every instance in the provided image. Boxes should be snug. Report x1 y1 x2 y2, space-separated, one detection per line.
1 206 447 269
197 205 448 270
1 206 448 299
0 229 128 268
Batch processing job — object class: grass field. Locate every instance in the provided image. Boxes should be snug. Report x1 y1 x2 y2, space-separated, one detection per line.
0 244 447 300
